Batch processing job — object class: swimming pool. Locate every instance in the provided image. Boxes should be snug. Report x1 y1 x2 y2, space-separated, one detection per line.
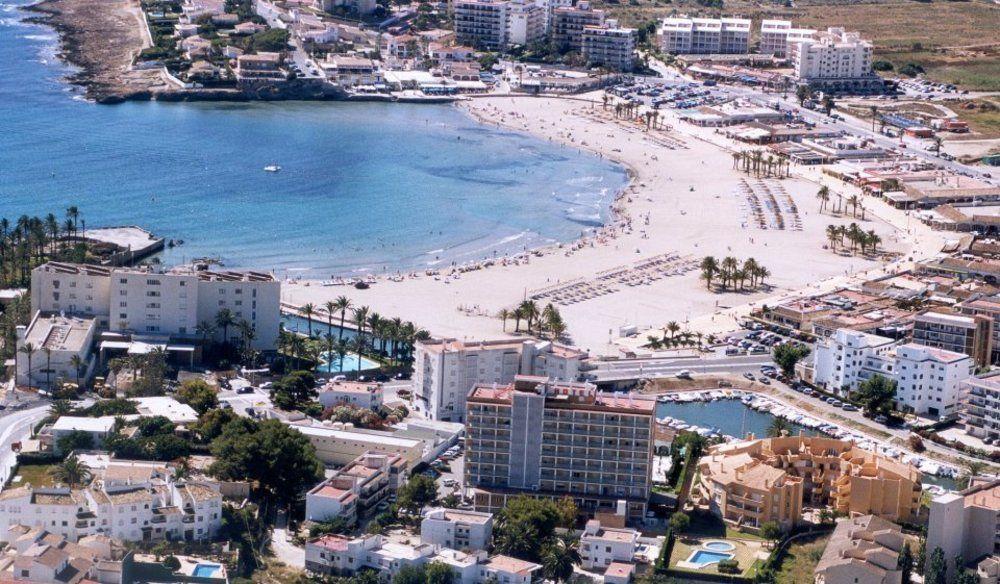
686 550 734 567
192 563 222 578
704 541 736 552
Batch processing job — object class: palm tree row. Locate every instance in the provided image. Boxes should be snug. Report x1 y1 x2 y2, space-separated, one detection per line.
498 300 567 340
817 185 866 219
0 207 86 287
731 150 791 179
699 256 770 292
825 223 882 255
285 299 429 372
645 322 704 350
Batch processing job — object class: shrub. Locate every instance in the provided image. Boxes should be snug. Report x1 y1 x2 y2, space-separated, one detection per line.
718 559 740 574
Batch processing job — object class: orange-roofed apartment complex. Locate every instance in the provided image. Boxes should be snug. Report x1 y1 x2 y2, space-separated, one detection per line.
694 435 922 532
464 376 655 522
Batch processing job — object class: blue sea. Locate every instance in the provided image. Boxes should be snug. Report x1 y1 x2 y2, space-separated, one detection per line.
0 0 627 278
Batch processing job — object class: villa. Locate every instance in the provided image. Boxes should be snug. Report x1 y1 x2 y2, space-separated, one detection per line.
814 515 906 584
695 435 922 532
317 379 383 410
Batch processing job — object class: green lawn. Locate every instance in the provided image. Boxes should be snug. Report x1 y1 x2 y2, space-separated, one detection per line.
685 511 766 541
775 534 830 584
669 533 766 578
11 464 59 488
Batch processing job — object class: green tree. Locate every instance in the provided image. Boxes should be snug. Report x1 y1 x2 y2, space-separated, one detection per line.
209 419 323 505
162 556 181 571
397 474 438 512
772 343 810 377
856 374 897 417
425 561 456 584
393 564 427 584
493 496 563 562
193 408 239 442
177 378 218 415
898 541 913 584
56 430 93 454
925 547 946 584
541 537 579 583
668 512 690 533
767 417 792 438
760 521 782 546
271 370 317 409
49 455 93 487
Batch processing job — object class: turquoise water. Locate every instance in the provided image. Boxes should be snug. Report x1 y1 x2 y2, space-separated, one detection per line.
191 563 222 578
281 314 383 372
687 550 733 567
0 0 627 277
316 352 380 373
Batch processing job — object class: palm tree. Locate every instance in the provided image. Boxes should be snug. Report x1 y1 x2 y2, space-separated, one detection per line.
301 303 315 338
353 306 370 354
69 354 85 390
665 321 680 341
18 342 36 390
214 309 235 347
700 256 719 290
826 224 839 250
333 296 352 343
350 336 366 376
195 320 216 346
498 308 511 332
50 455 92 487
42 347 52 390
519 300 539 334
816 185 830 213
323 300 337 340
541 537 580 583
848 194 860 217
756 266 771 288
767 417 792 437
335 338 350 374
720 256 739 290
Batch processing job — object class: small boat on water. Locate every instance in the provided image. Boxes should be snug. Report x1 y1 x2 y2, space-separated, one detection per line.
264 165 282 172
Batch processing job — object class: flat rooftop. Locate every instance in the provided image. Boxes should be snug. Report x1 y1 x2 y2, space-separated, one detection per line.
83 226 161 251
24 313 96 352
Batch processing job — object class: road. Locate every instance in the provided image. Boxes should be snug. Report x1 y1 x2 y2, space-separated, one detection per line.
0 404 51 485
271 510 305 568
591 354 775 382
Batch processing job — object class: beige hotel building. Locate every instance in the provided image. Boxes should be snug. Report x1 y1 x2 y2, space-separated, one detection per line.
694 435 922 532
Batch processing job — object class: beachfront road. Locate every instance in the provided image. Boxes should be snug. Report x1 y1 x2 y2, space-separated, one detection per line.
0 404 50 485
591 354 774 382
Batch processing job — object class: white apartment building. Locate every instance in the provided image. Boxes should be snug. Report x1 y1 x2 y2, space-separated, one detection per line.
46 416 117 454
318 380 384 410
15 312 97 390
893 343 974 418
292 421 426 466
412 337 587 422
305 452 408 523
506 0 547 46
30 262 280 352
927 479 1000 582
305 533 541 583
813 329 974 415
550 1 605 52
0 462 222 544
759 19 815 57
581 23 636 71
960 373 1000 442
420 508 493 551
657 16 750 55
790 27 877 91
453 0 510 51
579 520 639 570
812 328 900 394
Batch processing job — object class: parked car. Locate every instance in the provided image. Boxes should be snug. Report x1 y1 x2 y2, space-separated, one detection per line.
842 404 858 412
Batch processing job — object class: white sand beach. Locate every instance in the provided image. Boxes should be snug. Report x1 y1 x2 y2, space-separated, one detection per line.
285 93 945 355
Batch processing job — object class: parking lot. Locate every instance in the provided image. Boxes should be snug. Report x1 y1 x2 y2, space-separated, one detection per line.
608 75 736 111
429 444 465 501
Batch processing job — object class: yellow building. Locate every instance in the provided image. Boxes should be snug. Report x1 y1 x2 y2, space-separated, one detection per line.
694 435 921 532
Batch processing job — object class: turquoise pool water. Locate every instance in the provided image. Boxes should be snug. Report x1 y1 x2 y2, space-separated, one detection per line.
687 550 733 567
192 563 222 578
316 352 380 373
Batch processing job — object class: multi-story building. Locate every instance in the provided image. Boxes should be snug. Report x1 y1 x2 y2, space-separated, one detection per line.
657 16 750 54
0 462 222 544
318 380 384 410
581 23 636 71
579 519 639 570
15 312 97 390
892 343 974 417
812 329 975 415
958 296 1000 364
506 0 547 46
814 515 906 584
912 310 993 367
235 52 287 82
695 435 922 532
960 373 1000 442
927 478 1000 582
550 1 605 52
413 337 587 422
305 452 408 524
465 376 655 521
453 0 510 51
292 421 426 466
790 27 879 91
758 19 815 57
812 328 900 394
0 526 124 584
305 533 542 583
420 508 493 551
31 262 281 352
